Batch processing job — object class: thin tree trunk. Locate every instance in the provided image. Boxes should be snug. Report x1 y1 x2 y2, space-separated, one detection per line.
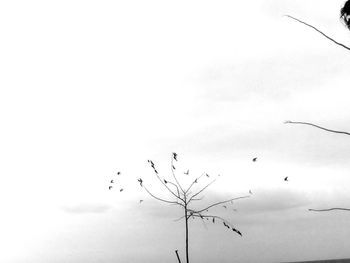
185 207 190 263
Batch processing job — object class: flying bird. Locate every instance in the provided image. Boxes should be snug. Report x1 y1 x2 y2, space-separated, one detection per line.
110 180 114 183
223 205 227 209
184 170 189 175
164 179 168 184
205 173 209 178
172 165 176 170
120 188 124 192
252 157 257 162
194 179 198 183
173 152 178 161
154 169 158 174
139 200 143 203
232 228 242 236
109 186 113 190
148 160 155 168
137 178 143 186
117 171 121 175
284 176 289 181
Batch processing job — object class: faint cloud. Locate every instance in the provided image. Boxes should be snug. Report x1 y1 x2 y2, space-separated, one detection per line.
241 188 311 214
195 52 348 102
171 120 350 168
62 203 112 214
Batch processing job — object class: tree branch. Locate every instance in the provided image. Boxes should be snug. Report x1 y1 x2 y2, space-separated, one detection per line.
285 120 350 136
170 156 185 194
185 172 206 194
191 195 250 214
285 15 350 51
167 180 181 198
149 161 185 203
142 185 185 207
188 179 216 203
191 214 242 235
175 250 182 263
309 207 350 212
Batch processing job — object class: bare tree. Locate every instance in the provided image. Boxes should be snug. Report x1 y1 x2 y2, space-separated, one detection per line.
137 153 250 263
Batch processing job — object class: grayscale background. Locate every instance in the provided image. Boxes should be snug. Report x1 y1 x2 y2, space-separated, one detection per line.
1 0 350 262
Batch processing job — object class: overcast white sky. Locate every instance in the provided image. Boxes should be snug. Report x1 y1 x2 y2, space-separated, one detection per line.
1 0 350 262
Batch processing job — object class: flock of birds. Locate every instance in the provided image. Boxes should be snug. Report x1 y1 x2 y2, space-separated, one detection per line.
106 154 290 237
108 171 124 192
108 156 289 203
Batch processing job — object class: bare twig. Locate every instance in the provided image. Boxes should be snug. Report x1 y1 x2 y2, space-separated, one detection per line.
171 156 185 194
143 185 185 207
150 161 185 203
286 121 350 212
309 208 350 212
175 250 182 263
285 121 350 136
188 179 216 203
191 195 250 214
285 15 350 51
167 180 181 198
185 172 206 193
191 196 204 202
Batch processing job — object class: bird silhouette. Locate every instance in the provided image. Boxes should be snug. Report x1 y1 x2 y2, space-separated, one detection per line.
120 188 124 192
173 152 178 161
137 178 143 186
117 171 121 175
148 160 155 168
110 180 114 183
139 200 143 203
154 169 158 174
284 176 288 181
184 170 189 175
109 186 113 190
194 179 198 183
172 165 176 170
232 228 242 236
223 205 227 209
206 173 209 177
164 179 168 184
252 157 257 162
